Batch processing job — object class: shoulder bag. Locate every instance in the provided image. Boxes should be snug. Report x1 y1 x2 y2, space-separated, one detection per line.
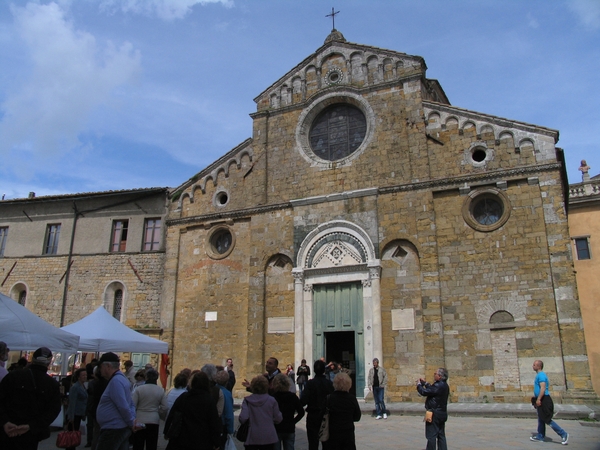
235 419 249 442
318 395 330 442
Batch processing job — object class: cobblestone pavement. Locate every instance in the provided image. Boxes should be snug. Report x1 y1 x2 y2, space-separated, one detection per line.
41 412 600 450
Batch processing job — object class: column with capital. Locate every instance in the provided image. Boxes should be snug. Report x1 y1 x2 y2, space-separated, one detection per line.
293 268 305 371
369 262 383 367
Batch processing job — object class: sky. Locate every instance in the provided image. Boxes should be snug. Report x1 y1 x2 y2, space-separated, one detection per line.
0 0 599 200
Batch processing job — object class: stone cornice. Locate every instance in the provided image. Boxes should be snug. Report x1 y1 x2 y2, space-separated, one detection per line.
166 202 290 227
303 263 368 277
423 101 559 140
167 163 561 228
379 163 561 195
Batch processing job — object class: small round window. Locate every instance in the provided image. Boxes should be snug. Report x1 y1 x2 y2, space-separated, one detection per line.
472 148 487 163
207 227 235 259
214 190 229 207
463 188 511 232
309 104 366 161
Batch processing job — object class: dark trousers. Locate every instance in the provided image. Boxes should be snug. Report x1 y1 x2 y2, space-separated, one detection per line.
86 416 94 445
96 427 132 450
306 414 329 450
328 432 356 450
133 423 159 450
425 411 448 450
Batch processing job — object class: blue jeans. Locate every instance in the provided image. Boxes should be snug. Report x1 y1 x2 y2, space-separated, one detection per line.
536 408 566 439
276 432 295 450
96 427 132 450
373 386 386 416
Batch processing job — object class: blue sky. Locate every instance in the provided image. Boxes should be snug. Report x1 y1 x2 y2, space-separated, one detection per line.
0 0 598 199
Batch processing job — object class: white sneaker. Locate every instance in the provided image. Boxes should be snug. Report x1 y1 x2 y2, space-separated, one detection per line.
375 415 382 420
383 413 388 419
562 433 569 445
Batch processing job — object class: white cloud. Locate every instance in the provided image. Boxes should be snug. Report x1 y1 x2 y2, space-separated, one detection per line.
0 2 141 159
568 0 600 30
99 0 234 21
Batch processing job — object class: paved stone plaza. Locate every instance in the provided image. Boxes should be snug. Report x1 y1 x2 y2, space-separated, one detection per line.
40 404 600 450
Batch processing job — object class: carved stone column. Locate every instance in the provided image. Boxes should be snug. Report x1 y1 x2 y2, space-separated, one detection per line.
369 260 383 364
293 268 304 370
303 282 314 365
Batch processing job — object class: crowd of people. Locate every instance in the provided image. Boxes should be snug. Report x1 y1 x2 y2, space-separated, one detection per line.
0 339 570 450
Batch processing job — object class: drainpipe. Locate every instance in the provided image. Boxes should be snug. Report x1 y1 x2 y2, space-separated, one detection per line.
60 202 80 326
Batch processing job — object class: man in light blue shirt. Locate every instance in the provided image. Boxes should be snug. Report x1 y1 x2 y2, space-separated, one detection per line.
96 352 139 450
530 360 569 444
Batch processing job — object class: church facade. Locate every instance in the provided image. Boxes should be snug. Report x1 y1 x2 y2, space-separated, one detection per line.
162 30 592 402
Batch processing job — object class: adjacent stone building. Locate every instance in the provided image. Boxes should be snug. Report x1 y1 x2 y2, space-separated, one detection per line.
568 162 600 396
162 30 593 402
0 188 168 367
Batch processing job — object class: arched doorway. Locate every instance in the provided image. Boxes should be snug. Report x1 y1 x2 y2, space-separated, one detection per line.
294 220 381 398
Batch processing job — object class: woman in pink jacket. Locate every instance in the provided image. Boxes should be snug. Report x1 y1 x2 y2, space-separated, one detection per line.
239 375 282 450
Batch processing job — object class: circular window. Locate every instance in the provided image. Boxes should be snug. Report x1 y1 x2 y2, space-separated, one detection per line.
325 68 343 86
207 226 235 259
472 148 487 163
309 104 367 161
214 190 229 207
462 188 511 232
473 197 503 225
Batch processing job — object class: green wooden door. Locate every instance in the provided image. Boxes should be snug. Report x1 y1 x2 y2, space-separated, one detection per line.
313 282 365 395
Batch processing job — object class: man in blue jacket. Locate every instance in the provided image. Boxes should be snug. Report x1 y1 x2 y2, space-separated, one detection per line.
96 352 140 450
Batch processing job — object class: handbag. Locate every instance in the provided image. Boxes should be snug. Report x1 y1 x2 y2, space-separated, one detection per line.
166 410 183 439
56 429 81 449
318 395 330 442
424 410 433 423
235 419 249 442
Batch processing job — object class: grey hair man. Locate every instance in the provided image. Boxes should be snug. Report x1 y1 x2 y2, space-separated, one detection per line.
367 357 388 419
0 347 61 450
96 352 140 450
201 364 224 417
417 367 449 450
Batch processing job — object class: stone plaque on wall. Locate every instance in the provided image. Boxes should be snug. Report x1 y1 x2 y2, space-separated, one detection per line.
267 317 294 333
392 308 415 330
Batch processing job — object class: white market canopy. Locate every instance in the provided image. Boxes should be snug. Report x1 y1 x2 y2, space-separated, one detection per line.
0 292 80 353
61 306 168 354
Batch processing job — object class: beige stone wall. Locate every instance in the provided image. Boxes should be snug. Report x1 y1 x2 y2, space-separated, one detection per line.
1 252 166 329
164 38 592 402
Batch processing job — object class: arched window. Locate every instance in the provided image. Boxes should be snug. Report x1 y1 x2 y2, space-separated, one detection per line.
113 289 123 321
18 290 27 306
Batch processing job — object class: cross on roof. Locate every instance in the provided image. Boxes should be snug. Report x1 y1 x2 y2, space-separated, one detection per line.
326 7 340 31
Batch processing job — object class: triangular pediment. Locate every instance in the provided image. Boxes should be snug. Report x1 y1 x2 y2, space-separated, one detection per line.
253 30 448 111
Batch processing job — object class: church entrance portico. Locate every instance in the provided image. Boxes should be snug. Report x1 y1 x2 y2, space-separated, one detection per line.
293 220 381 398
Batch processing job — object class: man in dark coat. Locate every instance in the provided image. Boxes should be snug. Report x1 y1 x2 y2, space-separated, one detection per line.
225 358 236 392
300 360 334 450
416 367 450 450
0 347 61 450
